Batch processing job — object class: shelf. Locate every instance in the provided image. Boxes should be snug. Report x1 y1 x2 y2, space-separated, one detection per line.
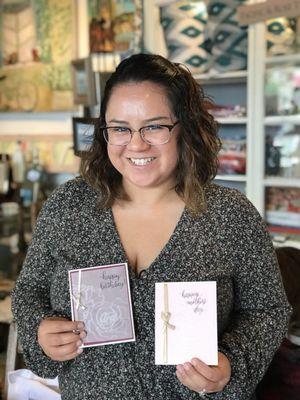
216 117 247 124
264 115 300 125
273 239 300 250
264 177 300 188
266 53 300 66
215 174 247 182
194 70 247 84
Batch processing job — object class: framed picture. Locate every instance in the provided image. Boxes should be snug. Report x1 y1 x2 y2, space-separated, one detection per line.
72 117 98 155
71 58 97 106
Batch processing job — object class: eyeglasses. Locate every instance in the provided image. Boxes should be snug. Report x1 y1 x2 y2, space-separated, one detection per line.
102 121 179 146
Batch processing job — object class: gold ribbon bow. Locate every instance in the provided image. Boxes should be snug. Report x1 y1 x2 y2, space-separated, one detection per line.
161 283 176 364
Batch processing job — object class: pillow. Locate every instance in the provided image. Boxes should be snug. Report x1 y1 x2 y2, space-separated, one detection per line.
160 1 210 74
205 0 248 72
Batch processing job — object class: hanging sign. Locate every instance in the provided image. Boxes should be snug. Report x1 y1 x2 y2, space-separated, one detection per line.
237 0 300 26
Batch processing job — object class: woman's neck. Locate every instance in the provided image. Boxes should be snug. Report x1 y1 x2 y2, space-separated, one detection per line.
118 181 182 210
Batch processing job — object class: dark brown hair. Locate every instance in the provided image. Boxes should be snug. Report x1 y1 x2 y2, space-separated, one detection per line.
80 53 221 216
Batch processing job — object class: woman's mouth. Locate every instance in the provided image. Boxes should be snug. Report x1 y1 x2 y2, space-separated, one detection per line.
128 157 156 166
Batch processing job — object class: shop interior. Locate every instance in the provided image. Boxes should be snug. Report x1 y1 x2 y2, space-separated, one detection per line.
0 0 300 398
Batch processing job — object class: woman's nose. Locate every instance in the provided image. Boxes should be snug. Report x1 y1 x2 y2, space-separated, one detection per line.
126 130 151 151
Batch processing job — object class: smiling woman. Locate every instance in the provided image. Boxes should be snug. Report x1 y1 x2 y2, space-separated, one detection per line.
12 54 291 400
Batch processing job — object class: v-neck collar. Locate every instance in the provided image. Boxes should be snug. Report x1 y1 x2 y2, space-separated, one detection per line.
108 206 191 279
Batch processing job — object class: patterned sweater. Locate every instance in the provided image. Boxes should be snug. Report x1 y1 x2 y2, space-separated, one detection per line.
12 178 291 400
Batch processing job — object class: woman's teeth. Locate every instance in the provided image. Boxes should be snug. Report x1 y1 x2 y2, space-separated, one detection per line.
129 157 155 166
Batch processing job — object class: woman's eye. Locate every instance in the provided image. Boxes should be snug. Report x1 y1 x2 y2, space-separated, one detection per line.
112 127 129 133
144 125 163 131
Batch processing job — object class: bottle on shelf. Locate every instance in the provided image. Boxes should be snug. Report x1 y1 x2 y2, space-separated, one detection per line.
0 154 9 194
11 141 25 184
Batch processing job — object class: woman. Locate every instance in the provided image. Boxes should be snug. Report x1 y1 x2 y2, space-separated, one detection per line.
12 54 290 399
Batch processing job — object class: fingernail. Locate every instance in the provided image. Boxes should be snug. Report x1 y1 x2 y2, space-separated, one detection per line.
184 363 191 370
77 347 83 354
80 331 87 339
176 365 184 373
77 322 84 329
76 340 82 347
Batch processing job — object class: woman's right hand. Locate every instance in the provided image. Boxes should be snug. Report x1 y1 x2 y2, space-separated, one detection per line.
37 317 86 361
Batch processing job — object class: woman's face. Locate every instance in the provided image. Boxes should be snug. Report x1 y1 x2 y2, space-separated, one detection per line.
105 81 180 191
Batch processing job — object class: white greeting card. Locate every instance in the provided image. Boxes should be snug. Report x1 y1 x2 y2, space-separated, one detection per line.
155 281 218 365
68 263 135 347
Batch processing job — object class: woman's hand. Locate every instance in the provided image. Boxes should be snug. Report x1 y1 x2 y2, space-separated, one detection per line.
176 352 231 395
37 317 86 361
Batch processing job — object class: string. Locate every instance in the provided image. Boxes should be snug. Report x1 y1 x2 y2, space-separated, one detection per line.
161 283 175 363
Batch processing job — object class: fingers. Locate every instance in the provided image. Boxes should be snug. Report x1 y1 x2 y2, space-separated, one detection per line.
190 358 219 382
47 329 86 346
41 319 85 334
176 362 209 393
38 317 87 362
176 353 231 394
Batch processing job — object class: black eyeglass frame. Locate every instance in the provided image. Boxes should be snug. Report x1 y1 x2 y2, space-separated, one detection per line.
101 121 179 146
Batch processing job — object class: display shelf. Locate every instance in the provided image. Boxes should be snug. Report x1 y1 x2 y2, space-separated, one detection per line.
264 115 300 125
194 70 247 84
216 117 247 124
264 177 300 188
215 174 246 182
266 53 300 66
273 239 300 250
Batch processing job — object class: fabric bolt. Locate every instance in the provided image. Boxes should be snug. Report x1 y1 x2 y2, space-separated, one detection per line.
12 178 291 400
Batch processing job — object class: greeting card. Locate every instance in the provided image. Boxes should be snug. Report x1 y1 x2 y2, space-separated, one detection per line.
155 281 218 365
68 263 135 347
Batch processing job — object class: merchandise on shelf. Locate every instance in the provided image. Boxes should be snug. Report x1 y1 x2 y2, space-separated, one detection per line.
266 17 297 57
218 138 246 175
160 1 210 74
265 187 300 239
265 66 300 116
265 125 300 178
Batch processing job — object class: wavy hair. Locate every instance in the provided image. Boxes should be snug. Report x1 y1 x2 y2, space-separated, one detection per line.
80 53 221 216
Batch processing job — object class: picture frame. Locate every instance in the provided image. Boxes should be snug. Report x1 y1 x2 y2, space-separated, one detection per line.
71 57 97 106
72 117 98 156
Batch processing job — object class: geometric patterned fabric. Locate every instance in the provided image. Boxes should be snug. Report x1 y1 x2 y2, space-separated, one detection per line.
161 0 248 74
205 0 248 72
265 18 296 56
160 1 211 74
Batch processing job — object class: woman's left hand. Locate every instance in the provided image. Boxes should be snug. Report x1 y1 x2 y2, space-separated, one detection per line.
176 352 231 394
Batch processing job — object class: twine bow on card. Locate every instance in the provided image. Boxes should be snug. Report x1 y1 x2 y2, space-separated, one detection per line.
72 269 87 311
161 283 175 364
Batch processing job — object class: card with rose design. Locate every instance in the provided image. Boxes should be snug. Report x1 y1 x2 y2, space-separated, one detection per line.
68 263 135 347
155 281 218 365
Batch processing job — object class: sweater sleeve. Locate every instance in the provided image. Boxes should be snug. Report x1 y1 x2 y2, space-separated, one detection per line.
11 188 70 378
209 193 292 400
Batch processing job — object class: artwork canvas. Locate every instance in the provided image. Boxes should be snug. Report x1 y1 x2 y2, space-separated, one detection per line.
0 0 75 112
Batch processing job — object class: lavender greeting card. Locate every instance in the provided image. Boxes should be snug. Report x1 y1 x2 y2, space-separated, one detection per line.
68 263 135 347
155 281 218 365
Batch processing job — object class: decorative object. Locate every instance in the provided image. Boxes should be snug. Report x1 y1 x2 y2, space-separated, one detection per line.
71 58 97 106
88 0 143 54
0 0 75 112
266 18 296 57
72 117 98 156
